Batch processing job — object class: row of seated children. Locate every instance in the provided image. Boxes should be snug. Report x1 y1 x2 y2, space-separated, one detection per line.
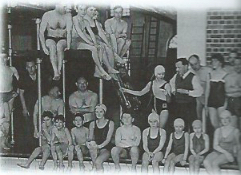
17 105 240 175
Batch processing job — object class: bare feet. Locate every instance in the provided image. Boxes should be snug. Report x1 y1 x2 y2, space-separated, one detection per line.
39 165 44 170
17 163 29 169
108 68 119 74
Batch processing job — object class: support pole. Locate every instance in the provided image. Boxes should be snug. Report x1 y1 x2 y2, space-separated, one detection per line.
99 79 103 104
7 24 12 66
202 108 206 133
62 59 67 119
37 58 42 146
36 18 42 146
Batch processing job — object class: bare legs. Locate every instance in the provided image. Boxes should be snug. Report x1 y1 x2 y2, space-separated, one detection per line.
46 39 67 80
159 110 169 128
117 38 131 58
111 146 139 171
142 151 163 173
188 155 204 175
89 148 110 172
17 145 50 169
204 152 230 175
163 153 183 174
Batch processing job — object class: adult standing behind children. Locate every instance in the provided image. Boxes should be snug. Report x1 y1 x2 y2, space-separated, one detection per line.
122 65 171 128
170 58 203 131
205 54 227 129
188 55 212 120
141 112 166 173
111 112 141 171
88 104 114 172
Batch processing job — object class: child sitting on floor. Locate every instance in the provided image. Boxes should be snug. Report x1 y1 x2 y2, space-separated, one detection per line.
162 118 189 174
69 113 89 170
111 112 141 171
51 115 74 170
17 111 54 170
189 120 209 175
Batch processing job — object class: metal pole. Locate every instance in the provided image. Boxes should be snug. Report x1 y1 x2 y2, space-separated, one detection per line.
62 59 67 119
37 58 42 146
99 79 103 104
202 108 206 134
7 24 12 66
36 18 42 146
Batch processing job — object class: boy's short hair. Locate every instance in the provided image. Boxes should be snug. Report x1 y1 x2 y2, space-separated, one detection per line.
192 120 202 127
174 118 185 127
74 113 84 121
176 58 189 66
42 111 54 119
121 112 135 119
54 115 65 122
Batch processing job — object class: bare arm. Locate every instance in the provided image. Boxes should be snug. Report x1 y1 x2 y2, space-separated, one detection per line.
51 128 57 146
98 120 114 149
169 74 177 95
39 13 49 55
189 75 203 97
123 82 151 96
183 133 189 161
57 100 64 115
84 20 97 45
153 129 166 154
19 89 28 113
205 73 210 108
142 129 150 153
65 128 72 145
164 134 173 159
88 121 95 141
73 17 93 45
198 134 210 156
189 133 196 155
133 127 141 147
33 100 39 131
11 67 19 80
65 14 73 49
71 129 76 145
95 21 110 45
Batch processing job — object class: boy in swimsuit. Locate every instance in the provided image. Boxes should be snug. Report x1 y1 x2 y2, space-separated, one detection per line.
162 118 189 174
111 112 141 171
189 120 209 175
51 115 74 170
69 113 89 170
17 111 54 170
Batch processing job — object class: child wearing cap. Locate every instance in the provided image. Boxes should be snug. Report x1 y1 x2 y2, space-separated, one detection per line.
88 104 114 171
122 65 171 128
51 115 74 170
17 111 54 170
189 120 209 175
111 112 141 171
69 113 89 170
141 112 166 173
162 118 189 174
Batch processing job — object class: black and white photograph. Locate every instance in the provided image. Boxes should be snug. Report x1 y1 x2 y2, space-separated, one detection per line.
0 0 240 174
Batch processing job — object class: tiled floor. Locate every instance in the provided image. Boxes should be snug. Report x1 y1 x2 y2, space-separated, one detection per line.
0 157 240 175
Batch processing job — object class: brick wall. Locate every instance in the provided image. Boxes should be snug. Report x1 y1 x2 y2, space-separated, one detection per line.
206 10 241 62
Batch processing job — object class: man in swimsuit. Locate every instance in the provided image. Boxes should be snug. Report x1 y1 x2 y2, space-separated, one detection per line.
105 6 131 58
39 4 73 80
0 53 19 149
33 85 64 138
224 49 238 74
69 77 98 127
188 54 212 120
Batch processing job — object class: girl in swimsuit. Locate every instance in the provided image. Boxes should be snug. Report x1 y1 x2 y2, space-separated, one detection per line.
142 112 166 173
205 53 227 129
122 65 171 128
203 110 240 174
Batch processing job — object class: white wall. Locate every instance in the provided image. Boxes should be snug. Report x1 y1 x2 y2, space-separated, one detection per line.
177 9 207 65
